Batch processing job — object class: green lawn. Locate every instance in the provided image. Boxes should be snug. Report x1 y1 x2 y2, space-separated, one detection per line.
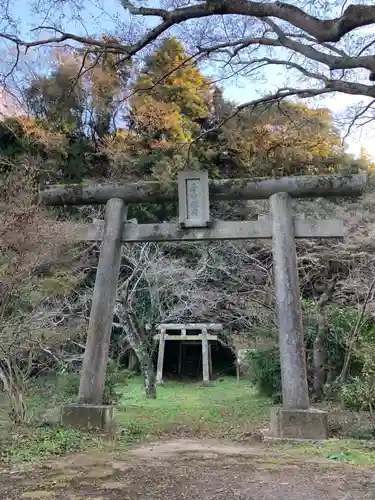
265 438 375 467
117 377 270 441
1 375 375 467
0 376 271 464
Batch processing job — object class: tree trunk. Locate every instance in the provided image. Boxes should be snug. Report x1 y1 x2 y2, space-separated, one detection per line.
131 343 156 398
313 309 327 400
128 349 138 371
124 321 157 398
313 276 337 400
142 357 156 399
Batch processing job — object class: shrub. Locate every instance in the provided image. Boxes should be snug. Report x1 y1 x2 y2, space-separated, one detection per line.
339 335 375 412
103 361 133 404
58 371 80 399
303 302 375 382
1 427 84 463
348 426 375 441
341 377 375 411
246 347 281 398
244 303 375 405
58 361 133 404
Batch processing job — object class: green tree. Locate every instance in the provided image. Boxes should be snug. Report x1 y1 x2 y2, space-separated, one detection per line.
357 147 375 171
128 37 212 145
2 1 375 145
198 100 349 178
25 60 85 134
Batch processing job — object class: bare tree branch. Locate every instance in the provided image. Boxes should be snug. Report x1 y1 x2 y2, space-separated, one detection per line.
0 1 374 151
121 1 375 43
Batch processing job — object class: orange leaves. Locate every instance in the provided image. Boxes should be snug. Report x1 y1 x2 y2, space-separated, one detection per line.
131 96 189 142
218 100 346 177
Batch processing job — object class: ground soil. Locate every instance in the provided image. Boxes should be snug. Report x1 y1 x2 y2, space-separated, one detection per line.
1 439 375 499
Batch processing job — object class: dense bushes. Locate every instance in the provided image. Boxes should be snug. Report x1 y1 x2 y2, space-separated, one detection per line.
246 347 281 400
58 361 134 404
246 305 375 412
0 117 100 183
340 378 375 411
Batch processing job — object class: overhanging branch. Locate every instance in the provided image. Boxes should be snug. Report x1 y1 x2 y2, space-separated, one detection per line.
2 1 374 61
121 1 375 43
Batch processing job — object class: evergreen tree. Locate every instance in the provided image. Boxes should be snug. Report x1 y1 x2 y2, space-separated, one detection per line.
128 37 212 145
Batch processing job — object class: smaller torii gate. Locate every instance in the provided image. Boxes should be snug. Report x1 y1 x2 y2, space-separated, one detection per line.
152 323 223 385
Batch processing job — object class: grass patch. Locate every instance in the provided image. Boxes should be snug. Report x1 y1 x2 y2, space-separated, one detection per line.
4 374 374 468
264 438 375 466
117 377 270 442
0 377 99 465
0 427 89 464
0 376 270 464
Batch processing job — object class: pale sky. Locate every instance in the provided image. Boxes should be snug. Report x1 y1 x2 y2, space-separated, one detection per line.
4 0 375 159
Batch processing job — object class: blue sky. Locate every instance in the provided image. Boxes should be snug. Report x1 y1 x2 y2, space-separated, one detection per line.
7 0 375 158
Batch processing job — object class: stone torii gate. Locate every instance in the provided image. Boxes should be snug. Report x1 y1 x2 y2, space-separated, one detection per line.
39 172 366 436
152 323 223 385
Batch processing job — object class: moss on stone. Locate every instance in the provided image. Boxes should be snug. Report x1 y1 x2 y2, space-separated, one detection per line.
39 173 368 206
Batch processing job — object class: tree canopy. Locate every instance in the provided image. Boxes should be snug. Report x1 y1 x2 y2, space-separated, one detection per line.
0 34 361 190
0 0 374 139
129 37 212 145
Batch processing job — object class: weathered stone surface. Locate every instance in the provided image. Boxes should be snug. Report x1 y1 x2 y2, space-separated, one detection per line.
78 198 126 404
178 169 210 227
39 173 367 206
61 404 115 431
75 218 344 243
270 192 310 410
156 327 166 384
269 407 328 440
201 327 210 384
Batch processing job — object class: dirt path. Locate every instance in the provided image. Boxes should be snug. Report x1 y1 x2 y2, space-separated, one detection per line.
1 439 375 499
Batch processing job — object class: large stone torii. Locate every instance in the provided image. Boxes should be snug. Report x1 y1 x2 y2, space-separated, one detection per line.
39 172 367 437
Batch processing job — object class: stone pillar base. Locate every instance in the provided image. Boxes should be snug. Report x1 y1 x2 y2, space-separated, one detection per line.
61 404 115 431
199 381 215 387
269 406 328 440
